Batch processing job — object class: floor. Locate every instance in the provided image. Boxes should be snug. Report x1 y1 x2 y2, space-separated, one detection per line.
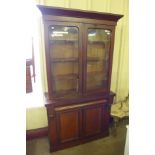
27 122 128 155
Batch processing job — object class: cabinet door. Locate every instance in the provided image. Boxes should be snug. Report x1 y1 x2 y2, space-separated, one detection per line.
56 109 81 144
83 24 115 93
44 22 82 97
83 105 103 137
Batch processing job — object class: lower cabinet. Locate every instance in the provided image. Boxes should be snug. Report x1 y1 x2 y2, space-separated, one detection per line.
47 99 111 152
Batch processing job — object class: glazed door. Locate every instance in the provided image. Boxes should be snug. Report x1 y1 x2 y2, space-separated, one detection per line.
83 24 115 93
44 22 83 97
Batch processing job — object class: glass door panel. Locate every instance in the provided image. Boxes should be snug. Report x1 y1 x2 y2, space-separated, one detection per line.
86 28 111 91
48 25 79 95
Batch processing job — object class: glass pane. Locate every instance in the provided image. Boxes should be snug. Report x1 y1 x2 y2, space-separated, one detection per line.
48 25 79 94
86 28 111 91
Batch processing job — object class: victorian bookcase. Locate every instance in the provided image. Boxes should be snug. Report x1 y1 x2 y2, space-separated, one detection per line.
37 5 123 152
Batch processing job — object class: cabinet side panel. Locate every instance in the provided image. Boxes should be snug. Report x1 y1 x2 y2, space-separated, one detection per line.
48 117 57 148
103 94 115 131
102 104 111 131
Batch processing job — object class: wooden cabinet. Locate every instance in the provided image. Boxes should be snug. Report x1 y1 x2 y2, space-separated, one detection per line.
47 99 112 151
37 5 123 152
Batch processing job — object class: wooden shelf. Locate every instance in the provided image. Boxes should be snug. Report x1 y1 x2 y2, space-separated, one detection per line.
88 40 109 44
87 57 100 61
53 73 79 80
87 79 107 89
51 57 78 63
51 57 106 63
53 89 77 95
87 71 108 79
87 71 103 75
87 85 103 89
51 57 104 63
50 39 78 44
87 58 108 63
87 84 107 90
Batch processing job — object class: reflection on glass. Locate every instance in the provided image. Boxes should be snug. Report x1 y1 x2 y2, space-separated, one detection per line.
86 28 111 91
48 26 79 94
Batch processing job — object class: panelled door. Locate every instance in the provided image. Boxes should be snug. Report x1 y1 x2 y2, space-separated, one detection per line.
55 100 109 144
82 104 103 137
56 109 81 143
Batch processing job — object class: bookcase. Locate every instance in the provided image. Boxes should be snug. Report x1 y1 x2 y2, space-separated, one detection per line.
38 5 123 152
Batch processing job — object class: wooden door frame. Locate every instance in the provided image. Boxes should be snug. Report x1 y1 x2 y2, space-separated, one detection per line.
82 24 116 94
44 21 83 99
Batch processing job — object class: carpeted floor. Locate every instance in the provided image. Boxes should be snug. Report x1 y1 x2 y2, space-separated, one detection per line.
27 122 128 155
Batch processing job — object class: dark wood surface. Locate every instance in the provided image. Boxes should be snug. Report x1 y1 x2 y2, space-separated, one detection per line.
43 15 117 26
37 5 123 21
46 96 114 152
37 5 122 152
57 110 80 143
83 105 102 136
